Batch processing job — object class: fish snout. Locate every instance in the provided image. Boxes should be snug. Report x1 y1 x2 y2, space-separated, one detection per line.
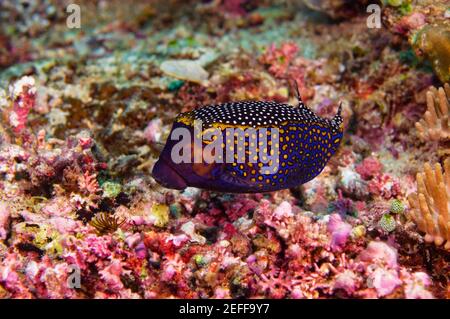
152 159 187 190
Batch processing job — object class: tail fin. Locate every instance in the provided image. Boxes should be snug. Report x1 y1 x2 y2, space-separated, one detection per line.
331 102 344 131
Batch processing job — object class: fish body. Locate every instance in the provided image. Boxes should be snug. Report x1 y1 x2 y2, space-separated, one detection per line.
152 97 343 193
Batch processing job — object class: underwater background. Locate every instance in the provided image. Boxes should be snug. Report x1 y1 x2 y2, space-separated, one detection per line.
0 0 449 299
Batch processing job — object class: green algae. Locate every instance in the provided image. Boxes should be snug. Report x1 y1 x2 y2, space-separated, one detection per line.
167 79 184 91
390 199 405 214
378 214 396 233
102 181 122 198
150 203 170 228
413 23 450 83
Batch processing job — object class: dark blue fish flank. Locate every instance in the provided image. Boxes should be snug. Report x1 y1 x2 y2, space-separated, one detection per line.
152 88 344 193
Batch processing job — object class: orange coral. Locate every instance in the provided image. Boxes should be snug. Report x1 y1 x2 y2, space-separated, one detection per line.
415 83 450 142
408 159 450 250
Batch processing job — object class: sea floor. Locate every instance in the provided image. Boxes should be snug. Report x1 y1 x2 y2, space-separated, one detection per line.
0 0 449 299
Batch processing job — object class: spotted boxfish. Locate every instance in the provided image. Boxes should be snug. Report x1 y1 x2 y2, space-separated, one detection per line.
152 85 343 193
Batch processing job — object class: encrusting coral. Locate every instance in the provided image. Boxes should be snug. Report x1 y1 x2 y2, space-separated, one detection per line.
408 159 450 250
415 83 450 143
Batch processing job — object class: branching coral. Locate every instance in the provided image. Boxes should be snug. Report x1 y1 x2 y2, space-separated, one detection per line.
407 159 450 250
415 83 450 142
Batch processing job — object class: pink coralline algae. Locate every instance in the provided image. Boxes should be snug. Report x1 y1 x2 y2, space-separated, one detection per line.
0 1 448 300
333 270 360 295
259 42 299 78
78 170 101 195
358 241 398 269
369 267 402 297
221 0 248 16
353 241 435 298
367 174 402 199
0 201 11 240
353 157 403 199
355 157 383 180
3 76 36 134
403 272 434 299
327 214 352 252
143 118 163 145
358 242 401 297
258 42 316 100
392 13 427 35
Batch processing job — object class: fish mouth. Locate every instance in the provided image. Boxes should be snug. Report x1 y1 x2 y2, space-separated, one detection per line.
151 158 187 190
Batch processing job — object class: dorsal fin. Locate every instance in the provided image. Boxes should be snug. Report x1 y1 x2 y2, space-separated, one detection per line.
337 102 342 117
290 79 310 111
292 79 302 107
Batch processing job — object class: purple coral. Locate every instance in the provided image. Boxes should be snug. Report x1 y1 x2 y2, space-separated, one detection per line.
369 267 402 297
403 272 434 299
327 214 352 252
333 270 360 295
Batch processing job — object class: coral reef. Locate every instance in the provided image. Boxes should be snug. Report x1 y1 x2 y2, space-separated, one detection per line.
0 0 448 300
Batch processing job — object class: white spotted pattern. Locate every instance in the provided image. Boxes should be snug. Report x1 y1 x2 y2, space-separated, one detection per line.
181 101 343 132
